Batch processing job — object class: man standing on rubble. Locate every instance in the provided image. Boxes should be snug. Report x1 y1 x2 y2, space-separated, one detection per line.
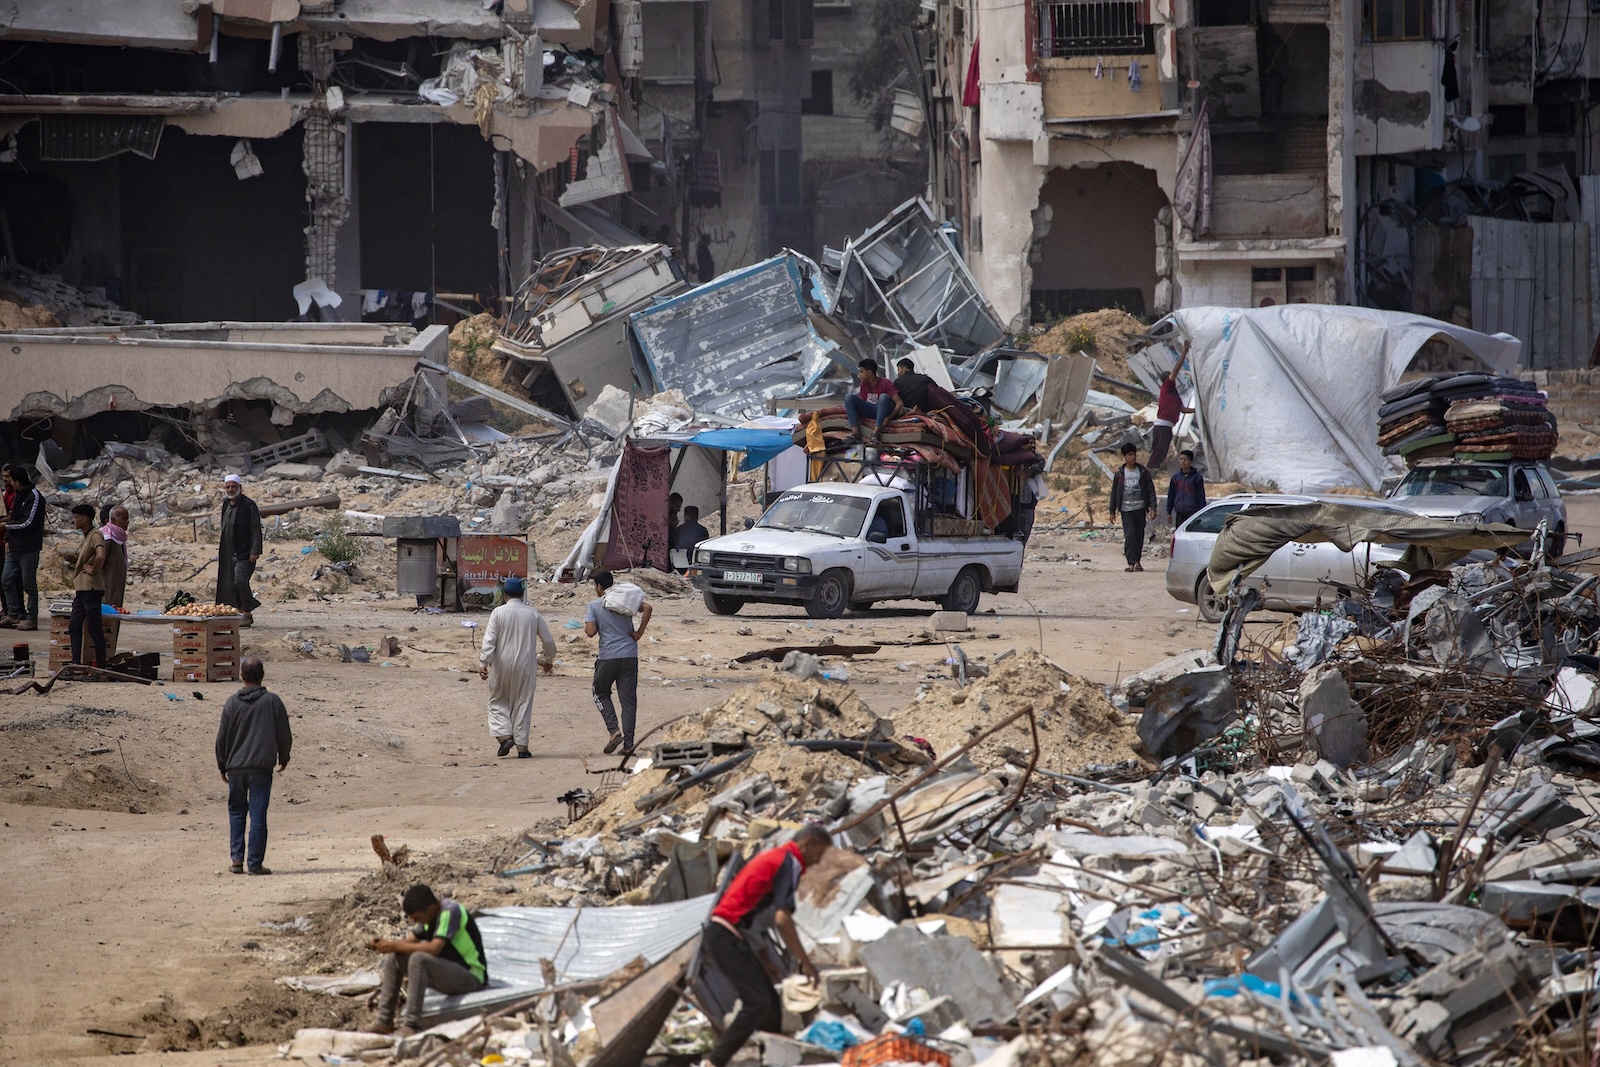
584 570 649 756
369 884 489 1036
699 825 833 1067
1 464 44 631
1110 442 1156 572
1149 347 1195 470
845 359 902 441
216 474 263 627
216 655 291 875
478 576 556 759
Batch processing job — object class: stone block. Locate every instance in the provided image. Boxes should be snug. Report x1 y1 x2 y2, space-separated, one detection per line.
266 461 325 482
930 611 970 632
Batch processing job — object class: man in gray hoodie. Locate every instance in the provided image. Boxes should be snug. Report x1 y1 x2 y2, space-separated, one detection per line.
215 656 293 875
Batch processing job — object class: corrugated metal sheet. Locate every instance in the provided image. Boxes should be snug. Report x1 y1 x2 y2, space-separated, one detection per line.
1470 216 1593 370
629 255 838 423
422 895 715 1021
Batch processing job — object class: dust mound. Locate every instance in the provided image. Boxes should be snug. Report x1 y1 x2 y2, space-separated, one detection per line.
893 647 1145 771
2 760 167 813
0 299 59 329
128 984 363 1053
570 674 887 835
298 853 491 971
448 311 503 385
1027 308 1148 382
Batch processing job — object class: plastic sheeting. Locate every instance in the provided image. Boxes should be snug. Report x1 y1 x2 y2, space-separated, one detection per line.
1157 307 1522 491
422 895 715 1021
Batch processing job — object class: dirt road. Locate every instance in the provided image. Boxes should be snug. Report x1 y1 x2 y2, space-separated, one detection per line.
6 495 1598 1063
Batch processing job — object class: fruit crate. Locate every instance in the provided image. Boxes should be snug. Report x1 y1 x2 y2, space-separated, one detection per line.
47 611 120 671
171 617 239 682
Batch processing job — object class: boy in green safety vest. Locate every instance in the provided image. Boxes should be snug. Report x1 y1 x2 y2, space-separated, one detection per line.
369 884 489 1035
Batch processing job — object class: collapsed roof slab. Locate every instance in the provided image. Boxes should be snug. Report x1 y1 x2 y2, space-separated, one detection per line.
1 321 446 424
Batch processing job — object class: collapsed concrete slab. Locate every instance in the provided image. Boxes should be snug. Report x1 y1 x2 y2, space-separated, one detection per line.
1 321 446 424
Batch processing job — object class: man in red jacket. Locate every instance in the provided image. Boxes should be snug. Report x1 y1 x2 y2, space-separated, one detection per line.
701 825 833 1067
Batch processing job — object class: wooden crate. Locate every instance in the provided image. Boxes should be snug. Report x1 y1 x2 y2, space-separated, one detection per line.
171 617 239 683
47 613 121 670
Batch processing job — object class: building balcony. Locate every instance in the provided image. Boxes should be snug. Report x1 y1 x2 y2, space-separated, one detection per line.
1039 56 1175 122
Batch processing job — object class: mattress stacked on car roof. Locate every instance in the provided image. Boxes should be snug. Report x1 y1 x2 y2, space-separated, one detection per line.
1377 372 1555 466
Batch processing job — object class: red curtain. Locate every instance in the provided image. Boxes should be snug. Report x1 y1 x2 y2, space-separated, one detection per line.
962 38 981 107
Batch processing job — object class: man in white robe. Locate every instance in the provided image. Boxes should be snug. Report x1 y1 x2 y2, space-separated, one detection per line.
478 576 555 758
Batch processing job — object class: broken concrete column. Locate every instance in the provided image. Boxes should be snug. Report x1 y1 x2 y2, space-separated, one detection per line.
299 33 348 303
1299 665 1367 769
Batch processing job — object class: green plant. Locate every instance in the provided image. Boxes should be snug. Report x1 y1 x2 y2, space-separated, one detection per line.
1060 323 1096 352
313 515 362 564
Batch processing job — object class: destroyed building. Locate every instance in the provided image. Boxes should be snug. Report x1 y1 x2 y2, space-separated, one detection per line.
942 0 1600 367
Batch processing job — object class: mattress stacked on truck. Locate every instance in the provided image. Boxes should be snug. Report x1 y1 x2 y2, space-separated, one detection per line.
1377 373 1554 466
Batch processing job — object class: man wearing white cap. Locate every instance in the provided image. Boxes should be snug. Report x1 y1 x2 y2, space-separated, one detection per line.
478 576 555 759
217 474 263 627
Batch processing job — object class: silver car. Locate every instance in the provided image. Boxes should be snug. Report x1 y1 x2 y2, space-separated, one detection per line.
1386 461 1568 556
1165 493 1410 622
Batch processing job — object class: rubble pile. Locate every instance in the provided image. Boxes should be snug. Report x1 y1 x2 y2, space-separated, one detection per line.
0 263 140 326
267 518 1600 1067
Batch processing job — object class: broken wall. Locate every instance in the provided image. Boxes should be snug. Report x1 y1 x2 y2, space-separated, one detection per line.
1352 41 1445 154
1031 163 1169 317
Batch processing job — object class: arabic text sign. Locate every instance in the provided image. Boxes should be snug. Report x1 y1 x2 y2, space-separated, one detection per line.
458 535 530 587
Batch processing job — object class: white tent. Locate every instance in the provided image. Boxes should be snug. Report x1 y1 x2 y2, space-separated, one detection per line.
1154 306 1522 492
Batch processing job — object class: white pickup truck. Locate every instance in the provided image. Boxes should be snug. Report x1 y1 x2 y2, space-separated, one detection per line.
686 482 1024 618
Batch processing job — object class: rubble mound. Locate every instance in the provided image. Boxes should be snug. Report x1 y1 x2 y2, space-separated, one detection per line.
127 983 363 1053
448 311 503 385
1027 308 1147 382
297 852 493 972
570 675 889 835
894 648 1144 771
1 760 168 813
0 298 59 329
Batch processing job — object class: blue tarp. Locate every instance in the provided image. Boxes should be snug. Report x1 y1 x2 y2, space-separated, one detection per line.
682 428 796 471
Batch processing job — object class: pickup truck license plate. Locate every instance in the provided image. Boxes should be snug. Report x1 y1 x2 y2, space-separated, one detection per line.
723 570 762 584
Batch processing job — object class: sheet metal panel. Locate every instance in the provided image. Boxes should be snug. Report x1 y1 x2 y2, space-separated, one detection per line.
421 895 715 1021
629 255 836 422
1470 216 1592 370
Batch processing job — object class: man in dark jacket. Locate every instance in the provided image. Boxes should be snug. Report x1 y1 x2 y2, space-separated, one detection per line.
215 656 292 875
1109 442 1157 572
216 474 263 627
893 357 936 413
2 464 47 631
1166 449 1207 529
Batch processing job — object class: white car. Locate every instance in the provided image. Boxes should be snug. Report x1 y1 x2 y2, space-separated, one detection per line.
687 482 1024 618
1165 493 1410 622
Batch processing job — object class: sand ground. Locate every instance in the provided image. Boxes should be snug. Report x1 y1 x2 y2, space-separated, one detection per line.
6 495 1599 1064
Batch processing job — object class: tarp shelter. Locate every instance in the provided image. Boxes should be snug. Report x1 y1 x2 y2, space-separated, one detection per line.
555 428 800 580
629 255 839 423
1150 307 1522 492
1207 501 1529 595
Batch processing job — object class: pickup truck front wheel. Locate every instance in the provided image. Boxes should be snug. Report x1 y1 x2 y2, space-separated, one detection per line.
704 591 745 616
805 569 850 619
941 566 983 614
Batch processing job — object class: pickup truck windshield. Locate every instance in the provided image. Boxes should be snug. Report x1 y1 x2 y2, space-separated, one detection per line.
1392 465 1508 499
758 493 872 538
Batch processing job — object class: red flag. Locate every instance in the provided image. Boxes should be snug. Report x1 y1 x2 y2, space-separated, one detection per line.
962 38 980 107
